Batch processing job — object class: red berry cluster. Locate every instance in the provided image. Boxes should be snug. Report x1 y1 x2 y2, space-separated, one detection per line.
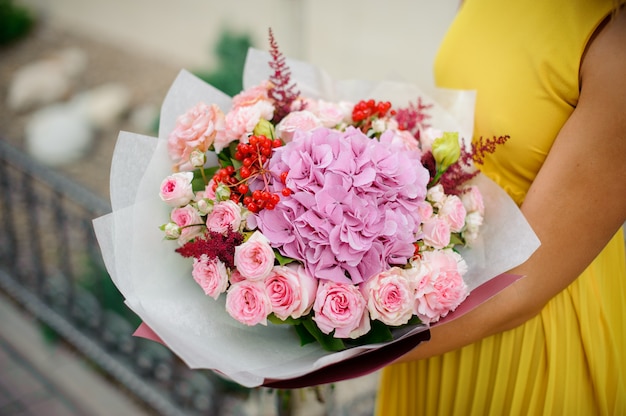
211 134 290 213
351 99 394 122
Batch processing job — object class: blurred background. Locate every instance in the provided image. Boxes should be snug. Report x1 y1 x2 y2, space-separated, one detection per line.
0 1 459 415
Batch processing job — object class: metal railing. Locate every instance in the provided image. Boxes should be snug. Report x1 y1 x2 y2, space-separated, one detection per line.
0 138 238 416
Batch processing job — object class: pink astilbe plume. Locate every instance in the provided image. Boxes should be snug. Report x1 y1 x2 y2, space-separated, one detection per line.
394 97 433 138
267 28 301 124
176 230 244 269
438 146 480 195
472 135 510 165
435 135 511 195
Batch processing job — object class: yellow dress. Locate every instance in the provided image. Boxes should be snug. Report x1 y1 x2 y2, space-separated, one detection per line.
376 1 626 415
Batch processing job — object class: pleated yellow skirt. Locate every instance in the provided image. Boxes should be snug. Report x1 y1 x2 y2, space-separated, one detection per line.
376 229 626 415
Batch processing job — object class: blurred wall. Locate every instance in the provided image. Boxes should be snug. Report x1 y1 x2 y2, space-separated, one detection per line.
19 0 460 90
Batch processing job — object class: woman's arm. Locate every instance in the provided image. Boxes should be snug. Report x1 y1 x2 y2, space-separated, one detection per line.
397 8 626 363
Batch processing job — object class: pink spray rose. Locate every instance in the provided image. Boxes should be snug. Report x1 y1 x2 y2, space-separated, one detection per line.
231 81 272 107
426 184 446 206
460 185 484 245
361 267 415 327
229 269 245 284
411 249 469 323
461 185 485 216
302 99 350 128
206 200 242 234
215 100 275 152
168 102 225 171
275 110 323 142
313 281 370 339
421 216 451 249
159 172 195 207
416 200 434 222
234 231 275 281
438 195 467 233
225 280 272 326
170 204 204 244
265 264 318 320
419 127 443 154
191 255 229 299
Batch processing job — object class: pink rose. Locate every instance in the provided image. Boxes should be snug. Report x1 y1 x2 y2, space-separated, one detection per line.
313 281 370 339
462 211 483 246
170 205 204 244
416 200 434 222
439 195 467 233
206 200 242 234
265 264 318 320
216 100 275 152
461 185 485 216
421 216 451 249
229 269 245 284
225 280 271 326
159 172 195 207
306 99 349 128
168 102 225 170
191 255 229 299
411 249 469 323
234 231 275 281
231 81 272 107
426 184 446 206
419 127 443 154
195 180 216 202
275 110 322 142
361 267 415 326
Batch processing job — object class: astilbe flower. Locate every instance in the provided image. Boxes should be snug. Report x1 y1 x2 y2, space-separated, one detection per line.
472 135 511 165
175 230 244 269
428 135 511 195
394 98 433 139
437 147 479 195
267 28 301 124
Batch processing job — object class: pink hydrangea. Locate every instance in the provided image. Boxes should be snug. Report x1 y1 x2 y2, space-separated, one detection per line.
252 127 429 284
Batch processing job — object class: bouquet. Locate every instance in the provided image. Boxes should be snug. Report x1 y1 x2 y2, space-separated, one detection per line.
93 33 540 388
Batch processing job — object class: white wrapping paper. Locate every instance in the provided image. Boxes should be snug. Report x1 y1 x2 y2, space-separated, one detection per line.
93 49 540 388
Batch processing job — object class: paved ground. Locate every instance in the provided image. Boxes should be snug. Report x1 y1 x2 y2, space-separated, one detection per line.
0 291 155 416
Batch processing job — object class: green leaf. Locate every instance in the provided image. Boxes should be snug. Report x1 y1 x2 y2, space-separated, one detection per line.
267 314 301 326
347 320 393 347
274 250 297 266
449 233 466 246
294 323 317 346
302 317 346 352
